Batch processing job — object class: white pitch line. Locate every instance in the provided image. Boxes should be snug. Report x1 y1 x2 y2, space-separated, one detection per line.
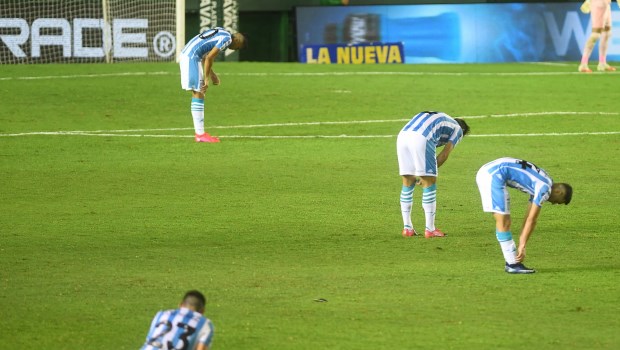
461 111 619 119
526 62 574 67
0 111 618 138
468 131 620 137
0 71 173 81
2 70 612 81
1 131 618 139
221 71 606 77
13 111 610 135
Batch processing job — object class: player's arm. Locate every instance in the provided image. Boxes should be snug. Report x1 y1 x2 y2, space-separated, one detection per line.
516 202 542 262
196 344 209 350
436 142 455 168
209 68 220 85
200 47 221 93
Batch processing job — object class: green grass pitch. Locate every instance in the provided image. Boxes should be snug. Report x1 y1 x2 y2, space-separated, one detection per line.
1 61 619 349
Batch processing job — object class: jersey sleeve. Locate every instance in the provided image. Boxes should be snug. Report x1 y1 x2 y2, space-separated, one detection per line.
448 126 463 147
197 319 215 347
215 34 232 51
531 184 551 206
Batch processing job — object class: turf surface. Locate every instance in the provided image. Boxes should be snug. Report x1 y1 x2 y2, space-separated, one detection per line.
1 62 619 349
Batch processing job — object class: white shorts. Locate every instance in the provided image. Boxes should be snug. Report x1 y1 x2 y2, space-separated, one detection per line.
179 55 204 91
396 131 437 177
476 166 510 214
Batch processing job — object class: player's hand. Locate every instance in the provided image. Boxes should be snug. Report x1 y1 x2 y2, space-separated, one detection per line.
200 81 209 93
516 245 526 262
580 0 590 14
211 73 220 86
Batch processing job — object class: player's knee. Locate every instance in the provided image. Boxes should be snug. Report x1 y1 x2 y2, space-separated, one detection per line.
402 175 416 187
588 31 602 44
494 214 511 231
419 176 436 187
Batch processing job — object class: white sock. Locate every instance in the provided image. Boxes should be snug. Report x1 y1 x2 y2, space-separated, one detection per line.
191 97 205 135
496 231 517 264
422 184 437 231
400 184 414 229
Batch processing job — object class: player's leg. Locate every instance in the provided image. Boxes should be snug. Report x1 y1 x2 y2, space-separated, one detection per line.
416 141 443 238
397 133 418 237
580 0 606 72
493 212 519 265
491 190 535 273
597 7 615 71
476 168 532 273
417 175 442 238
486 182 520 265
180 56 219 143
400 175 417 237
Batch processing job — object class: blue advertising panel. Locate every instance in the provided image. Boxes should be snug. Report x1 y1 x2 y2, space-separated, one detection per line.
296 3 620 63
300 42 405 64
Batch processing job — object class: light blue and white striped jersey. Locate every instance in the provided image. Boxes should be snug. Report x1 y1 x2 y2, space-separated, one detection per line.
141 307 214 350
401 111 464 148
180 28 232 60
482 157 553 206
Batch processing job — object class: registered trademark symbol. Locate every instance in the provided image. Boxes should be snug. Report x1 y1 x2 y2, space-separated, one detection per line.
153 31 175 58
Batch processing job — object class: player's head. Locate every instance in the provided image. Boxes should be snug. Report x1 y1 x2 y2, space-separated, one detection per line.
549 183 573 205
181 290 207 313
229 33 247 50
455 118 470 136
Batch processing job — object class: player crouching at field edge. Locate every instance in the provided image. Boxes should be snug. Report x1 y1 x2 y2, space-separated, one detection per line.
476 158 573 274
179 28 247 142
397 111 470 239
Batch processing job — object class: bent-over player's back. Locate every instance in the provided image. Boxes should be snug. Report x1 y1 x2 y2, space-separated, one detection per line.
181 28 232 60
141 307 214 350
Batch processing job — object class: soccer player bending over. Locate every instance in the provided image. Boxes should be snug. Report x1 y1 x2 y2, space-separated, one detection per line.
476 158 572 274
397 111 470 238
179 28 247 142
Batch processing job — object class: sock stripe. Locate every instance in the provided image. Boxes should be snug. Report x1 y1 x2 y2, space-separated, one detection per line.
400 184 414 202
496 231 513 242
191 98 204 112
422 193 436 203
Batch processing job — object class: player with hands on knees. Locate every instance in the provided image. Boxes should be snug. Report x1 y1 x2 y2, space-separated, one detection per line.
179 28 247 142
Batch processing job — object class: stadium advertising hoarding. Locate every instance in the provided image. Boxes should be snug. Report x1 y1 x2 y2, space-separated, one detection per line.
296 3 620 63
0 18 174 60
0 0 177 63
300 42 405 64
